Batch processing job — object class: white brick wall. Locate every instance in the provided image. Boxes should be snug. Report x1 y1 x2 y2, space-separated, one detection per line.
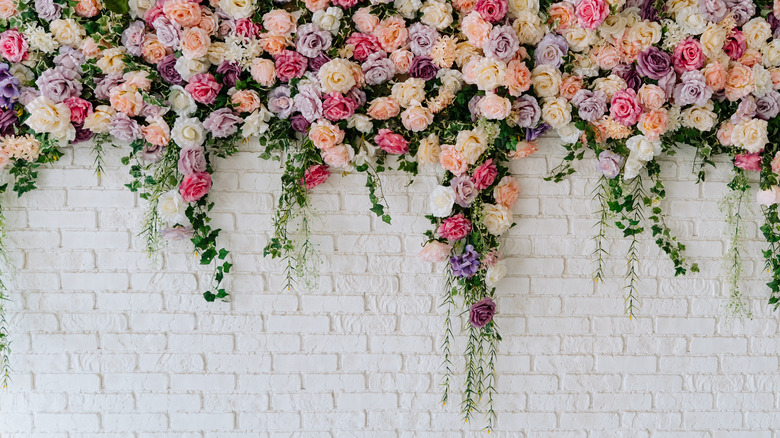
0 137 778 436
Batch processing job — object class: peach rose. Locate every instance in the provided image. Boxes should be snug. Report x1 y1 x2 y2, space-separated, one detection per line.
548 2 575 30
390 49 414 74
725 63 755 101
702 62 727 92
353 8 379 34
771 68 780 89
123 71 152 91
163 0 202 27
739 48 763 68
142 35 169 64
0 0 15 19
637 84 666 111
143 117 171 146
717 121 734 146
453 0 478 12
439 144 468 175
419 240 453 263
508 141 537 159
263 10 296 36
304 0 329 12
321 144 352 168
374 16 408 52
181 27 210 60
75 0 101 17
367 97 401 120
478 92 511 119
493 175 520 208
259 35 292 56
505 59 531 96
593 45 620 70
462 11 491 48
198 8 219 35
80 38 101 59
309 120 345 149
771 151 780 174
250 58 276 87
401 103 434 132
231 89 261 113
560 74 584 100
430 36 457 68
109 85 144 117
638 109 668 141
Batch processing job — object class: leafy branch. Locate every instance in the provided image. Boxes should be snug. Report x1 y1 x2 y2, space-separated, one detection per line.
721 170 752 319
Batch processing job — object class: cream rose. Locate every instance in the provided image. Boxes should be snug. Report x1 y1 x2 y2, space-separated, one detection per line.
700 23 727 58
171 117 206 149
592 74 627 99
50 19 85 47
83 105 115 134
318 59 357 94
129 0 154 18
430 185 456 217
417 133 441 167
508 0 539 17
512 12 545 46
622 156 644 180
158 190 188 224
486 260 507 288
744 18 772 51
483 203 512 235
401 102 434 132
219 0 255 19
626 134 661 161
312 7 343 34
168 86 198 116
24 96 74 143
531 65 561 98
391 78 426 108
347 114 372 133
681 102 717 132
563 27 594 53
731 119 769 153
763 40 780 68
241 108 272 138
420 0 453 30
455 127 487 164
541 97 571 129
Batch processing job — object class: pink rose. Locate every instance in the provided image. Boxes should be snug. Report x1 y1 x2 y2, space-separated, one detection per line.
345 33 383 63
179 172 212 202
493 175 520 208
185 73 222 105
474 0 507 22
472 159 498 190
757 187 780 206
0 29 27 63
575 0 607 30
274 50 308 82
64 97 93 124
609 88 642 126
332 0 361 8
771 151 780 174
723 31 747 61
302 164 330 189
672 38 705 74
734 152 762 171
419 240 452 262
322 92 357 121
235 18 261 38
374 129 409 154
437 213 472 241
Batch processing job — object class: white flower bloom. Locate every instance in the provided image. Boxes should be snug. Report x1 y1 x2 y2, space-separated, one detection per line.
430 185 456 217
168 86 198 116
174 57 210 82
347 114 372 133
556 123 582 144
626 135 662 162
482 203 512 235
171 117 206 149
158 190 188 225
623 156 644 180
312 7 343 34
219 0 255 19
241 109 271 138
486 260 507 288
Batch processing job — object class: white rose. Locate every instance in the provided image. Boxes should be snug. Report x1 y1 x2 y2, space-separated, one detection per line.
158 190 188 225
417 133 441 166
483 203 512 235
623 156 644 180
598 14 627 41
9 64 34 86
50 19 85 47
24 96 74 143
353 140 379 167
313 7 343 34
531 65 561 98
563 27 595 53
743 18 772 51
486 260 507 288
762 40 780 68
171 117 206 149
572 53 599 78
508 0 539 17
175 57 210 82
219 0 255 19
129 0 155 18
430 185 456 217
242 109 271 138
168 86 197 116
556 123 582 144
437 68 464 93
541 97 572 129
319 59 357 94
681 102 717 132
626 135 661 162
347 114 372 133
731 119 769 153
753 64 772 98
420 0 453 30
676 7 706 35
23 26 58 54
394 0 422 19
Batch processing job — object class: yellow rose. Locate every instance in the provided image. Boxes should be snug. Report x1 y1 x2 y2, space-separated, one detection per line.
416 133 441 167
454 41 480 67
531 65 561 98
541 97 572 129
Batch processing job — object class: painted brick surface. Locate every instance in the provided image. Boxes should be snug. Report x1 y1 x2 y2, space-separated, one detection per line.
0 137 778 436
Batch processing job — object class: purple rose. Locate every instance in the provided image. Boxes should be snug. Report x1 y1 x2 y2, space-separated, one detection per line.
731 96 757 124
290 114 311 133
157 55 182 85
161 226 195 241
468 95 483 121
295 23 332 58
484 25 520 62
534 33 568 68
469 297 496 328
450 244 481 279
17 87 40 106
140 104 169 119
153 17 181 49
293 84 323 122
725 0 755 26
308 54 331 72
0 64 20 109
268 86 294 119
636 47 672 80
346 87 367 108
572 89 607 122
0 108 17 135
72 124 94 144
408 23 439 56
769 13 780 33
515 95 541 128
673 70 712 107
756 91 780 120
203 108 242 138
95 73 123 101
526 123 550 141
122 21 146 57
699 0 726 22
451 175 478 208
142 144 166 163
596 150 625 179
109 113 143 142
362 52 395 85
217 61 242 88
613 64 641 91
53 46 85 72
410 56 439 81
640 0 660 21
35 66 82 103
35 0 61 21
178 147 207 175
657 71 677 98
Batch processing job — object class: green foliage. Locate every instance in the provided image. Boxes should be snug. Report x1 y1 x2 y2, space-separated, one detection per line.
103 0 129 15
721 170 752 319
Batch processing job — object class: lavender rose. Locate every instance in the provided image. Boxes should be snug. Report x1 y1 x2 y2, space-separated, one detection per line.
484 25 520 62
268 86 294 119
572 89 607 122
515 95 541 128
534 33 568 68
657 71 677 98
109 113 143 142
17 87 40 106
35 0 61 21
178 147 207 176
157 55 183 85
636 47 672 80
450 244 481 279
154 17 181 49
526 123 550 141
53 46 85 72
410 56 439 81
596 150 625 179
308 54 331 72
94 73 122 101
161 226 195 241
362 52 395 85
217 61 242 88
35 66 82 103
0 65 20 109
293 84 323 122
731 96 757 124
673 70 712 107
699 0 726 22
469 297 496 328
468 95 483 121
408 23 439 56
296 23 332 58
613 64 641 91
203 109 243 138
122 21 146 57
290 114 311 133
142 144 165 163
346 87 367 108
725 0 755 26
451 175 478 208
756 91 780 120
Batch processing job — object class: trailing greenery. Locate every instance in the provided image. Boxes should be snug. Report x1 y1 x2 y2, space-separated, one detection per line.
721 170 752 319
